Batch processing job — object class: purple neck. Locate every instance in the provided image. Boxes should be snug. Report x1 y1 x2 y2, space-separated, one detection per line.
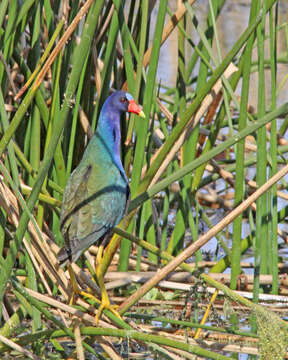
96 103 125 177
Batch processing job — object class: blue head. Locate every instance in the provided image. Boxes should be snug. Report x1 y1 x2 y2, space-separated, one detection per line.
95 91 144 174
97 91 144 135
99 91 144 123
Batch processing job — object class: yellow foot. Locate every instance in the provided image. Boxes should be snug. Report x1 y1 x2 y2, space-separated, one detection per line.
93 244 122 324
68 267 120 324
69 293 77 306
69 286 100 306
78 290 101 304
68 265 101 306
76 289 121 324
95 296 122 324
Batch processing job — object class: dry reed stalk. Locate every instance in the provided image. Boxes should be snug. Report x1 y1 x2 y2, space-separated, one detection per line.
104 271 288 287
0 175 69 299
74 318 85 360
119 163 288 313
25 287 102 326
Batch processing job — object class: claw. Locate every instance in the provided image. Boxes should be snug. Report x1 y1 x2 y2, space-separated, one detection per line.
94 295 121 324
94 245 122 324
67 246 121 325
68 264 101 305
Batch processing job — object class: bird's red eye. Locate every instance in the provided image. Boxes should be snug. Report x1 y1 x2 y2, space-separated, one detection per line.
120 97 127 103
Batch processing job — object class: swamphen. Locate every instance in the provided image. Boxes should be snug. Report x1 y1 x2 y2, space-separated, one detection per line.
58 91 145 322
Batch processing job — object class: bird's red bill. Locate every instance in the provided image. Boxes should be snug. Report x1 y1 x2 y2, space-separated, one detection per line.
128 100 142 115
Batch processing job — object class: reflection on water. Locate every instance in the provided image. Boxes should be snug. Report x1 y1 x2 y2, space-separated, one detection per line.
156 0 288 107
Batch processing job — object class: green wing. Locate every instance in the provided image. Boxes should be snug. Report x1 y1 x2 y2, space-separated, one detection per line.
60 159 128 262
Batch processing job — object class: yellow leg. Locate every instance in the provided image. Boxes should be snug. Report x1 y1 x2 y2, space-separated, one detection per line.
94 245 122 324
68 264 100 306
194 289 218 339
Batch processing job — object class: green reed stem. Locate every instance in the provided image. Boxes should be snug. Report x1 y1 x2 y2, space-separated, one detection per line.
231 0 258 290
253 1 267 309
269 3 279 294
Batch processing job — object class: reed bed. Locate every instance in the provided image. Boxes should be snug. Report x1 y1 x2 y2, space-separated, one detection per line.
0 0 287 358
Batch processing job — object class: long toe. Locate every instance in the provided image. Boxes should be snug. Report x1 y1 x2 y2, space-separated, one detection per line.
95 301 121 324
80 290 101 305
